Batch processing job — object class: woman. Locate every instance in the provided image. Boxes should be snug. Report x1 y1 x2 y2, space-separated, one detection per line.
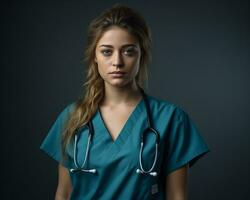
40 4 210 200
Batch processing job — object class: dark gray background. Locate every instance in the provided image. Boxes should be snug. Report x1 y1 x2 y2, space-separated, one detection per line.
1 0 249 199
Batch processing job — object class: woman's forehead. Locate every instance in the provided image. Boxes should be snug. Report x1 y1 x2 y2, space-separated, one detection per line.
97 26 139 47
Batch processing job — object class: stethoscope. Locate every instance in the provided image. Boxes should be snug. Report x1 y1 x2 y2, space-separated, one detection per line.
70 89 160 177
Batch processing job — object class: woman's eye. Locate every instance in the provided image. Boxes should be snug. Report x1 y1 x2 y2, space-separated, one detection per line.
101 49 137 57
101 50 112 56
124 49 136 56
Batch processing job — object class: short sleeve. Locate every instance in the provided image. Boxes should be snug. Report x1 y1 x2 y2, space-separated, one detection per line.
163 106 210 176
39 102 75 168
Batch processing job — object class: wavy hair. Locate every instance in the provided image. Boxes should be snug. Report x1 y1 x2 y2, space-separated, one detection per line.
61 3 152 161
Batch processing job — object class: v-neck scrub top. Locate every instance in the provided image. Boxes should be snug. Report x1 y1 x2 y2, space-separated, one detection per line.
40 95 210 200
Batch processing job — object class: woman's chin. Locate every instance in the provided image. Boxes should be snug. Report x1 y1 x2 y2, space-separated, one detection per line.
106 79 130 88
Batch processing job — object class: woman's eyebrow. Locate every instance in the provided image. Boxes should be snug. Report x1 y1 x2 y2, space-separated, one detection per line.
98 44 137 48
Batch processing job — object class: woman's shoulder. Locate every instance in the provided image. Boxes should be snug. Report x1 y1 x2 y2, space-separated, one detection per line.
146 94 184 110
146 94 188 120
55 101 77 120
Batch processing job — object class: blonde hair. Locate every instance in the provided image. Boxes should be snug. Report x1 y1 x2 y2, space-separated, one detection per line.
61 3 152 161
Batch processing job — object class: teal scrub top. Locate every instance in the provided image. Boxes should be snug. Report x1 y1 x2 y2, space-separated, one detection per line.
40 95 210 200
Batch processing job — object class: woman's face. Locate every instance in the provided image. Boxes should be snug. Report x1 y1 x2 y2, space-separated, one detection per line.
95 26 141 88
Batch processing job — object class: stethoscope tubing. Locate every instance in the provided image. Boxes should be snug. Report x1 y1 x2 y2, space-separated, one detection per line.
70 89 160 177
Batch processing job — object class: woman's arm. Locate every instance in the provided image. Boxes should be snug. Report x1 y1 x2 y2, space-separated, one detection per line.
55 164 73 200
165 163 189 200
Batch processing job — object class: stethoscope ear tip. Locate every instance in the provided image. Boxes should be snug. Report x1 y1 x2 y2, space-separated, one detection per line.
70 168 97 174
70 168 75 173
136 169 157 176
150 172 157 177
89 169 97 173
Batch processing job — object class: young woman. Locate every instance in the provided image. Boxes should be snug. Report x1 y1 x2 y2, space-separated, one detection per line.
40 4 210 200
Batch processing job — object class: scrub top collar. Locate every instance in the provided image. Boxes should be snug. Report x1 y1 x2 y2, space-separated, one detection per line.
92 96 146 158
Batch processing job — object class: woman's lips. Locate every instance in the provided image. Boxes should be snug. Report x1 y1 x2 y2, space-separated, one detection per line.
109 71 126 74
109 72 126 78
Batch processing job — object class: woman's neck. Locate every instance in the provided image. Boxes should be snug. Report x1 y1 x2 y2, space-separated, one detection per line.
101 81 142 107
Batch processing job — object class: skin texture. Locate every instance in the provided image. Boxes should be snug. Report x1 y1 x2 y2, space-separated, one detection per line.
95 25 141 91
55 26 189 200
55 164 72 200
166 163 189 200
95 25 143 141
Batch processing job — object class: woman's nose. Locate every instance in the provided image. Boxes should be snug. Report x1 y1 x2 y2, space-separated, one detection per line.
112 51 124 67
